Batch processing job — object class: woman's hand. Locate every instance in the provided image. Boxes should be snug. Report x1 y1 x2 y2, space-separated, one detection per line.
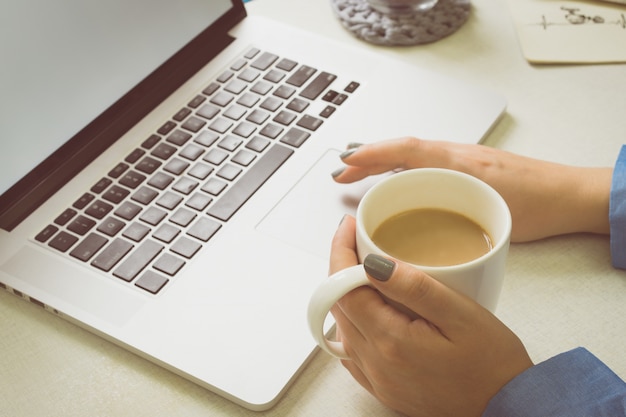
332 138 611 242
330 216 533 417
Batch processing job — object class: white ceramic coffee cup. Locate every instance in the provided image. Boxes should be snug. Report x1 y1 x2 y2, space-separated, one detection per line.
308 168 512 359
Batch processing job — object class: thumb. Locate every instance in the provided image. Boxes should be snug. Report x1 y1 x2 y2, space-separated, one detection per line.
363 253 479 332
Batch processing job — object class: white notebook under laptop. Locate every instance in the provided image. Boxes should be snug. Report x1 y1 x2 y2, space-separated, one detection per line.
0 0 506 410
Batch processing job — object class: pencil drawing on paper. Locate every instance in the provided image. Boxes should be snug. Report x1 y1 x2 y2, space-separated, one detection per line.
530 6 626 30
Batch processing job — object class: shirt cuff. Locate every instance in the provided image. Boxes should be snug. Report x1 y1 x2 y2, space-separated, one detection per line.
610 145 626 269
483 347 626 417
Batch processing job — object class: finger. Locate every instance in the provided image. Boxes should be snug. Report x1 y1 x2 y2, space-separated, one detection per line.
362 254 482 336
328 215 359 276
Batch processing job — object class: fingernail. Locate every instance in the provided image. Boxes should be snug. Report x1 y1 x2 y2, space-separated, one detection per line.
339 148 358 160
364 254 395 282
347 142 363 149
331 167 346 178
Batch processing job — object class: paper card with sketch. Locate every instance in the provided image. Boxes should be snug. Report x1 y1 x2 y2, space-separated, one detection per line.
507 0 626 63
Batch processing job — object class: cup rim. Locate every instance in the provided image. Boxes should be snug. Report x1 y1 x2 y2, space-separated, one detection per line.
355 168 512 272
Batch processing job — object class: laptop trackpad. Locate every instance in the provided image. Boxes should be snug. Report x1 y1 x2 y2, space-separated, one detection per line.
256 149 380 259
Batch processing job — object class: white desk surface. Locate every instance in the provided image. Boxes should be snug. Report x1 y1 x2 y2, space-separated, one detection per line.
2 0 625 416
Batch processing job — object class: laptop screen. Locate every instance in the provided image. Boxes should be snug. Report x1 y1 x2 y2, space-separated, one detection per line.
0 0 240 227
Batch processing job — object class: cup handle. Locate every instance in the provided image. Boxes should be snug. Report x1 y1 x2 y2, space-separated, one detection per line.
307 265 370 359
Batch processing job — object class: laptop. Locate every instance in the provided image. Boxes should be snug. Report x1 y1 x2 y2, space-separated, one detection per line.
0 0 506 410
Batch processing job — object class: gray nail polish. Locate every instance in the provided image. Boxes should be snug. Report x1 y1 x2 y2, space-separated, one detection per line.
364 254 395 282
339 148 358 160
347 142 363 149
331 167 346 178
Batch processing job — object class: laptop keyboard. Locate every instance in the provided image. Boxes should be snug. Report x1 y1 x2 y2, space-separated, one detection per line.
34 47 360 295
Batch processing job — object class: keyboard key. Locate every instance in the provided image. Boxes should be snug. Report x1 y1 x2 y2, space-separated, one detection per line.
287 97 310 113
245 136 270 153
250 80 272 95
194 131 219 147
232 122 256 138
153 253 185 276
246 109 270 125
114 201 142 220
280 127 311 148
216 164 242 181
171 236 202 259
251 52 278 70
185 192 212 211
123 222 151 242
201 178 227 196
218 135 242 152
231 150 256 167
187 95 206 108
151 142 177 160
155 191 183 210
260 97 283 112
157 121 176 135
147 172 174 190
188 163 213 180
207 144 293 221
173 107 192 121
208 118 233 134
210 91 234 107
113 240 163 282
163 158 190 175
141 135 160 150
264 69 286 83
119 170 147 189
97 217 126 236
202 82 219 96
179 144 204 161
171 177 199 195
35 225 59 243
344 81 360 93
54 208 77 226
152 223 181 243
70 233 108 262
139 207 167 226
169 207 196 227
276 58 298 71
91 238 133 272
125 148 146 164
286 65 317 87
108 162 129 179
187 217 221 242
203 149 229 165
85 200 113 219
273 85 296 99
91 178 113 194
102 185 130 204
224 104 247 120
136 156 162 174
131 186 158 205
300 72 337 100
196 103 220 120
135 270 169 294
237 92 260 108
49 231 79 252
320 105 336 118
238 68 260 83
67 215 96 236
259 123 283 139
72 193 95 210
181 117 206 133
273 110 297 126
225 79 247 95
217 70 233 83
296 114 324 131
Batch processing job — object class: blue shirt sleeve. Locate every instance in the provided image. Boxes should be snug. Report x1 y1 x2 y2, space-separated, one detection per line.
482 347 626 417
610 145 626 269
